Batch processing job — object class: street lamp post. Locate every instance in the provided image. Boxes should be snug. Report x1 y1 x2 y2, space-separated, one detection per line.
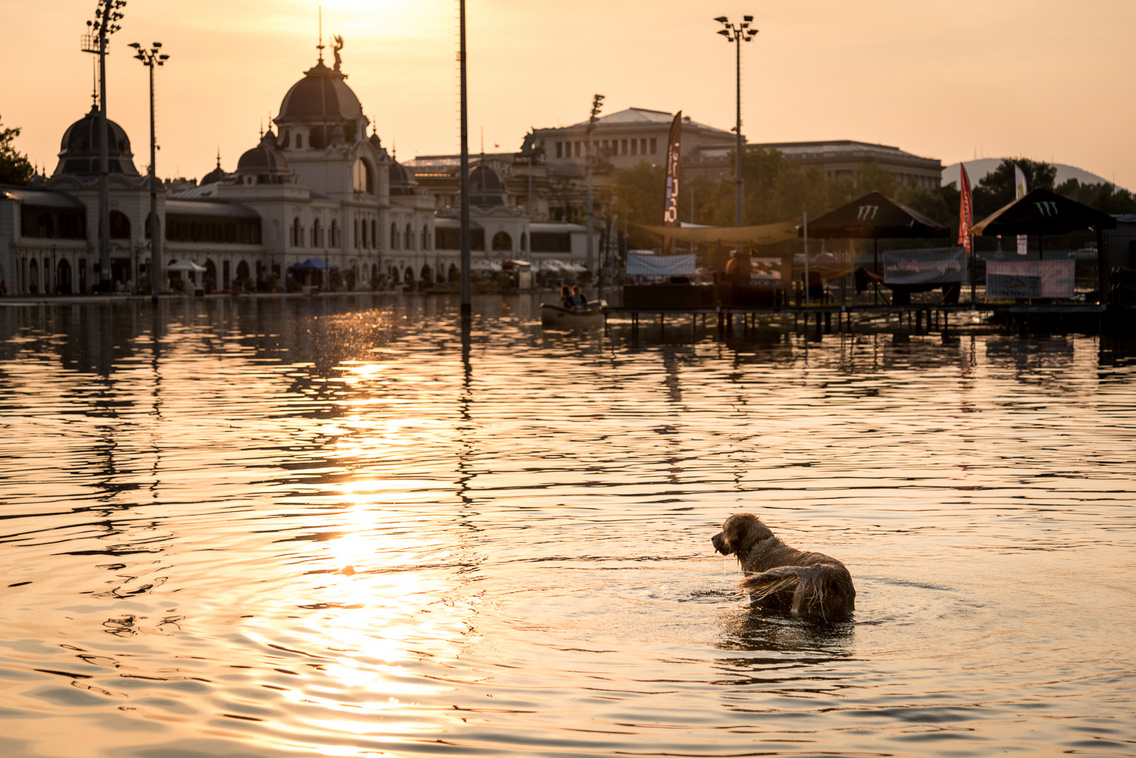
585 94 604 277
82 0 127 294
129 41 168 303
714 15 757 230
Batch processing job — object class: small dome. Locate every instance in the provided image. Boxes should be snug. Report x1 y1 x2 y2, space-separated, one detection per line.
469 164 505 207
389 161 417 196
53 105 139 177
201 153 229 186
237 131 290 182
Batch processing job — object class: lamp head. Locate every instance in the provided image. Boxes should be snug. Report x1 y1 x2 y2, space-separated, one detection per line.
714 15 728 23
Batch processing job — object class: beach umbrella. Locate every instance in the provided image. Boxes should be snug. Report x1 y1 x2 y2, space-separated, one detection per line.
290 257 338 270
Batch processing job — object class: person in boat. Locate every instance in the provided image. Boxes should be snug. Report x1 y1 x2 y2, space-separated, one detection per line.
569 285 588 311
559 285 574 309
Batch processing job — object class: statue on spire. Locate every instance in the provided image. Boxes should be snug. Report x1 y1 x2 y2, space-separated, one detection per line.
332 35 344 73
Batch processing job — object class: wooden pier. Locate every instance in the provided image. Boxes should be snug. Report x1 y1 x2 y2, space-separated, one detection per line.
604 302 1113 340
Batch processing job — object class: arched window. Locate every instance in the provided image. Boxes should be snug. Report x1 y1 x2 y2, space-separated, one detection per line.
330 220 339 247
109 210 131 240
353 159 374 194
521 232 528 252
371 220 377 249
292 217 303 247
405 223 413 250
312 219 322 247
422 224 430 251
492 231 512 252
391 222 399 250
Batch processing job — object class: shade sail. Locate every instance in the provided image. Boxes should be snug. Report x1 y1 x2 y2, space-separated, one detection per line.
971 188 1117 236
803 191 949 239
636 221 798 245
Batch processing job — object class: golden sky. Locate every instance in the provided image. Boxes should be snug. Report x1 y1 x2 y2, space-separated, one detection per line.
6 0 1134 191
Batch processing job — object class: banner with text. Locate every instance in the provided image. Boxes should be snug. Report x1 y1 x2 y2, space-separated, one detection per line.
662 111 682 254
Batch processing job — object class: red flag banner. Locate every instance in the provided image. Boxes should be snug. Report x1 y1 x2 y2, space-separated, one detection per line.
958 163 973 255
662 111 682 254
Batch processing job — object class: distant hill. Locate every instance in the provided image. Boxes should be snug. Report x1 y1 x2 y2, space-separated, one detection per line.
941 159 1125 191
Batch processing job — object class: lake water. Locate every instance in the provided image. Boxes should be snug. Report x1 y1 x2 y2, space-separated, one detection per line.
1 293 1134 758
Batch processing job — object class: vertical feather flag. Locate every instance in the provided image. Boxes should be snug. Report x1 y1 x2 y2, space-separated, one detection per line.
958 164 973 255
662 111 682 255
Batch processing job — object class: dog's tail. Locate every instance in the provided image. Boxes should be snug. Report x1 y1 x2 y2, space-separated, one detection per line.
741 564 853 620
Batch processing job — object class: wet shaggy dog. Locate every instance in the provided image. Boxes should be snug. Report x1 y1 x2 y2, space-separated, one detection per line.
712 513 855 620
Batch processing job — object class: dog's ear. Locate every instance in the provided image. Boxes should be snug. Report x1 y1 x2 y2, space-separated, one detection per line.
724 513 772 558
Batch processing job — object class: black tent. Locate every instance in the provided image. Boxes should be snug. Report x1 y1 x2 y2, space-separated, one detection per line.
972 188 1117 237
802 191 950 303
802 191 949 239
973 187 1118 301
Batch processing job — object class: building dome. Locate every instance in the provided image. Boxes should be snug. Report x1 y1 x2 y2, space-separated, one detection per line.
275 59 365 147
201 152 229 186
236 131 290 183
469 163 506 207
389 160 417 196
53 105 140 177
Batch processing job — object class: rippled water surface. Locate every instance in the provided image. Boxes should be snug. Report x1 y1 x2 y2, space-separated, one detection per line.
2 294 1135 758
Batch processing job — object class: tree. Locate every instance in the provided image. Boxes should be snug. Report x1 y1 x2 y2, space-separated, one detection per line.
1054 178 1136 215
1 115 34 186
972 158 1057 218
602 161 666 250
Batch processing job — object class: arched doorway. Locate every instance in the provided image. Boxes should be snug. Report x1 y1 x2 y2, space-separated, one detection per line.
56 259 73 295
492 231 512 252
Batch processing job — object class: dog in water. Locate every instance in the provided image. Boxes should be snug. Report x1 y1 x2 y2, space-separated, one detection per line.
712 513 855 620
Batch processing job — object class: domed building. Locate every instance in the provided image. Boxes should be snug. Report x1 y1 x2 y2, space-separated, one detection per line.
53 105 141 178
0 36 591 297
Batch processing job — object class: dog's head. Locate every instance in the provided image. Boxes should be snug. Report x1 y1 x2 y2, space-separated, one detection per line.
712 513 775 562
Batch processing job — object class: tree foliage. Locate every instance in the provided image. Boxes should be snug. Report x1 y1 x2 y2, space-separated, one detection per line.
603 148 1136 254
971 158 1057 218
1 115 34 186
603 147 958 250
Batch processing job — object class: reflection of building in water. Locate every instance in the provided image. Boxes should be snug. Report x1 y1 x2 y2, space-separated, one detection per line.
0 42 589 296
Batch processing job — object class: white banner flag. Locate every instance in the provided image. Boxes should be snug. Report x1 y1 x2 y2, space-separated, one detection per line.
1014 165 1028 256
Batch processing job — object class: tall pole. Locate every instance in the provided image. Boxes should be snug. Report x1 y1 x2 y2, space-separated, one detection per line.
585 94 604 279
84 0 126 294
734 36 742 228
98 30 111 293
714 16 758 231
459 0 471 323
130 42 168 304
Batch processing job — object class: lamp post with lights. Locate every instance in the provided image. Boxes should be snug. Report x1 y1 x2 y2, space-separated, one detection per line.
584 94 604 276
714 15 758 230
81 0 127 294
129 42 168 302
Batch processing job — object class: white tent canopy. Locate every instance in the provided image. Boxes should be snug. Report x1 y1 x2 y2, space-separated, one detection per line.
167 260 206 273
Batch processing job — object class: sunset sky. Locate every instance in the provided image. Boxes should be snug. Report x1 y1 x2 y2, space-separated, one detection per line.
6 0 1134 192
